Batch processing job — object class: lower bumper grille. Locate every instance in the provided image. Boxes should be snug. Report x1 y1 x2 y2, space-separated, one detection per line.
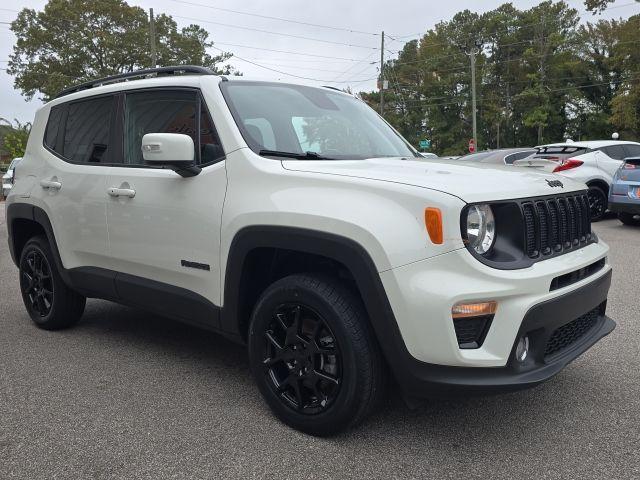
544 307 599 358
453 314 493 349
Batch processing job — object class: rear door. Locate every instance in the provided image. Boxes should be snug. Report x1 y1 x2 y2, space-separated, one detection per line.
105 89 227 316
38 96 113 270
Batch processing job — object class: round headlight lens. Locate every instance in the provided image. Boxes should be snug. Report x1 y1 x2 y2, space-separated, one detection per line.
466 204 496 254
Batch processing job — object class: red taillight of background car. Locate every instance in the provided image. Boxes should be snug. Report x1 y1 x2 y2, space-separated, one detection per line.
553 158 583 173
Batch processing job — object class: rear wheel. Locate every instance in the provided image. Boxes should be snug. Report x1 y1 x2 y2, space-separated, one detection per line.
19 236 86 330
618 212 640 226
248 274 387 436
587 185 607 221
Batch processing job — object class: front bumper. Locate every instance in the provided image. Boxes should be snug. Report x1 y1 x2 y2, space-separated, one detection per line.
376 240 614 398
393 270 614 398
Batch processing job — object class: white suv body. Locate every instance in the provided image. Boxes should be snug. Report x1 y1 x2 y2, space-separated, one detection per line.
6 67 615 435
514 140 640 220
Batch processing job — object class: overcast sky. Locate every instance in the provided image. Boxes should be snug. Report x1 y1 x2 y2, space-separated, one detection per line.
1 0 638 123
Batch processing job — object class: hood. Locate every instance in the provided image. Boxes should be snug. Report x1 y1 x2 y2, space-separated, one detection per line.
282 157 586 203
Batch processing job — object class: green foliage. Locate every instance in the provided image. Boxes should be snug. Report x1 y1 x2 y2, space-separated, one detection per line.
0 118 31 158
361 3 640 155
8 0 236 101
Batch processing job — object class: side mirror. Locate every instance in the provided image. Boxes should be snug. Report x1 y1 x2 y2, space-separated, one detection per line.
142 133 200 177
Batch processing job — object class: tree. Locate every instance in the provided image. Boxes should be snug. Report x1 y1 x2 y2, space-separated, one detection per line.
0 118 31 158
8 0 235 101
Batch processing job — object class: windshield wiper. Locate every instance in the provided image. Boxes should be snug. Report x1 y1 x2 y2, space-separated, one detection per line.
258 149 332 160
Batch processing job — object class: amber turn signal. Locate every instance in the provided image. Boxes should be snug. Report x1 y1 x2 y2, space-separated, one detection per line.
451 301 497 319
424 207 443 244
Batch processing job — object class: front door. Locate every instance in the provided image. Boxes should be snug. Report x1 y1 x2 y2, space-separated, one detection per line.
105 89 227 318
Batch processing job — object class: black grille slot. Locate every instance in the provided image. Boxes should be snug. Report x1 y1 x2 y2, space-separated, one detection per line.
523 194 591 261
544 307 599 358
550 258 606 291
536 202 551 254
522 203 538 258
546 199 560 251
453 315 493 349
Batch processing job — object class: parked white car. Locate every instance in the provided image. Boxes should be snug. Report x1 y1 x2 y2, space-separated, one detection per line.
514 141 640 220
5 66 615 435
2 157 22 199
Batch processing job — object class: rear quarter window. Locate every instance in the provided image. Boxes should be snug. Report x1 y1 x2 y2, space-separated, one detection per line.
44 105 65 154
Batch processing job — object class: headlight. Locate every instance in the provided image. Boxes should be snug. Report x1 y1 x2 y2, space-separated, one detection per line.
466 204 496 254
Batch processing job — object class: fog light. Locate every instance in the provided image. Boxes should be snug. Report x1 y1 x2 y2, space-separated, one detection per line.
451 301 497 319
515 336 529 362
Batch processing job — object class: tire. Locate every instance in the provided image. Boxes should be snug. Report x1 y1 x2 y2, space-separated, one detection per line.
19 235 86 330
619 212 640 226
248 274 387 436
587 185 607 221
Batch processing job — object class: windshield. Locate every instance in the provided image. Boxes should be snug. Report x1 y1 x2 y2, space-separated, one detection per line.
220 81 418 160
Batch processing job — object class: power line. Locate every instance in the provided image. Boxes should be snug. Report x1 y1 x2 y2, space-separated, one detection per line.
213 42 364 61
212 46 377 84
172 14 379 50
166 0 379 36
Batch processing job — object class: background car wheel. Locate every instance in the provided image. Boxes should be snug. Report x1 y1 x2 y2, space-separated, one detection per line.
618 212 640 226
19 236 86 330
587 185 607 221
248 274 387 436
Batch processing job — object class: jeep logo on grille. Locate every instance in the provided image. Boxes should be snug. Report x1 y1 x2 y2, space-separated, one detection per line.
546 179 564 188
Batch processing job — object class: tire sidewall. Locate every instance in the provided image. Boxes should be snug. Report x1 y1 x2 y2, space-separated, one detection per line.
588 186 607 221
248 278 365 434
19 237 59 326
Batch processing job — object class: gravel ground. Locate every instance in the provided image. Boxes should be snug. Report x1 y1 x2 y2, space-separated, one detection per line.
1 207 639 479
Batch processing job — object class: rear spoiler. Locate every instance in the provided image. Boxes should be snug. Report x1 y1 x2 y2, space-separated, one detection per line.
534 145 591 154
512 158 558 172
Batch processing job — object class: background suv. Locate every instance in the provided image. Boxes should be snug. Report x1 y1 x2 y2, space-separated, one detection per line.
514 140 640 220
609 156 640 226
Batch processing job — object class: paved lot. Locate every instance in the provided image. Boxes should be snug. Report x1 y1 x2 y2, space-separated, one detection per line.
1 206 639 479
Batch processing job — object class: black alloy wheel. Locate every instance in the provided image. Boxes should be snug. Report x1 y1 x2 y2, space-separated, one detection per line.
588 186 607 221
20 249 54 317
18 236 86 330
261 303 342 414
248 274 387 436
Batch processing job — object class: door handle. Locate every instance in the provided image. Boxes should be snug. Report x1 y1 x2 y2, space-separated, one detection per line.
40 179 62 190
107 187 136 198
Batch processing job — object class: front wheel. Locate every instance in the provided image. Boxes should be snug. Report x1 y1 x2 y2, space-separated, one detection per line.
588 185 607 221
248 274 387 436
19 236 86 330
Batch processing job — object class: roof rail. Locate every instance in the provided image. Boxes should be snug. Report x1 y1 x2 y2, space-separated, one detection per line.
55 65 215 99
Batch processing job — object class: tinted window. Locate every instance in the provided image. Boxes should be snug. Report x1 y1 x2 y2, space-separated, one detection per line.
199 101 224 165
44 105 65 154
124 90 196 165
504 150 534 164
63 97 113 163
601 145 627 160
623 144 640 158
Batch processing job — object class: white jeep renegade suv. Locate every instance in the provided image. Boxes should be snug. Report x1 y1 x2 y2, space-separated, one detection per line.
6 66 615 435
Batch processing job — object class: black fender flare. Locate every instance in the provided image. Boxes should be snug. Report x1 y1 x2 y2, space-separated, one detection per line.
221 225 417 384
6 203 72 285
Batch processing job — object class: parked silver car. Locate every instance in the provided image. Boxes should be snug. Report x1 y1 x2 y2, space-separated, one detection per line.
2 157 22 199
455 148 536 165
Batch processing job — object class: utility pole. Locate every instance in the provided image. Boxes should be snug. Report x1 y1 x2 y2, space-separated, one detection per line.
379 31 385 115
469 47 478 148
149 8 157 68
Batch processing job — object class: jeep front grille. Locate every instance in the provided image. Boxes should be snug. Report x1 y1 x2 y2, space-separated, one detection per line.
521 193 592 260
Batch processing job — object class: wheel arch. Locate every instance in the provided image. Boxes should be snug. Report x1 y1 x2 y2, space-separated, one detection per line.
221 226 412 380
7 203 69 284
586 178 610 196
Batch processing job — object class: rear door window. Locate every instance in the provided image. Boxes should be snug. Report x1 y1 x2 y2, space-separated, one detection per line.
63 96 113 163
600 145 627 160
